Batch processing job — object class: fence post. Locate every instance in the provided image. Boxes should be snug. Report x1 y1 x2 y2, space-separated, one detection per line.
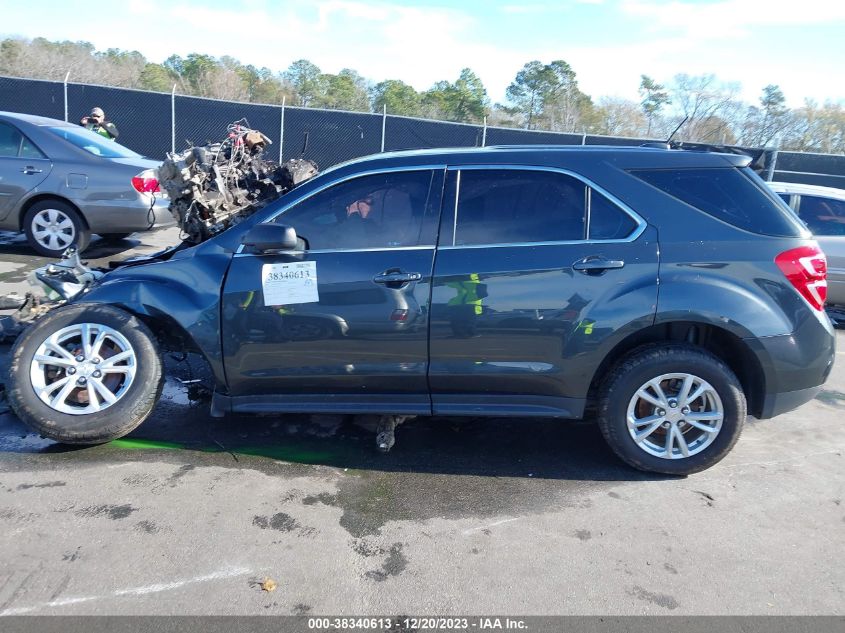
63 72 70 122
482 116 487 147
170 83 177 154
279 96 285 163
381 104 387 153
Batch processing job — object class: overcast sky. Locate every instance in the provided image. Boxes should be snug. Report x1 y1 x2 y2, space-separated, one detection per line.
4 0 844 108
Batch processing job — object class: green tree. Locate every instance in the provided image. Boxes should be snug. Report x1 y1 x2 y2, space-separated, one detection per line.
370 79 421 116
423 68 488 123
446 68 488 122
237 64 292 104
181 53 220 96
639 74 670 136
0 38 26 75
506 59 590 131
506 60 554 129
543 59 592 132
315 68 370 111
759 84 790 146
139 63 173 92
284 59 323 106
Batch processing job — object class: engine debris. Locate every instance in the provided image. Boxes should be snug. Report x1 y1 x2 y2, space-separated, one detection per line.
157 119 319 244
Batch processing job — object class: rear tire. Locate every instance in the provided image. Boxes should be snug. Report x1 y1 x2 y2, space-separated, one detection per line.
7 303 163 444
23 200 90 257
597 344 746 475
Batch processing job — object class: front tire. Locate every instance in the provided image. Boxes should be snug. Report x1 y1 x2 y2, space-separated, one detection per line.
23 200 91 258
7 303 163 444
597 344 746 475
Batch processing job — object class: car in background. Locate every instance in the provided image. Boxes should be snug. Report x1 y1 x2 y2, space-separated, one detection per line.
0 111 173 257
768 182 845 307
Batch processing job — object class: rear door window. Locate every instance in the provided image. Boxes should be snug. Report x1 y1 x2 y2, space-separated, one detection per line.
0 122 22 157
798 195 845 236
630 167 804 237
0 122 46 159
445 168 639 246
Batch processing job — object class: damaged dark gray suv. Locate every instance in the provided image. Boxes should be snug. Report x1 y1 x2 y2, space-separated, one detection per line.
6 146 835 475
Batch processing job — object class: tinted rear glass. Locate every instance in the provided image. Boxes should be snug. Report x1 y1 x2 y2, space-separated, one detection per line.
454 169 586 245
630 167 804 237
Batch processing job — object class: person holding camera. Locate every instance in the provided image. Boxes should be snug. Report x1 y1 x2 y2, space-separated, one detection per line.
80 107 119 141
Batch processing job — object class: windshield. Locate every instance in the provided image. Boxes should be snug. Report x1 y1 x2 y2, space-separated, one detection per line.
47 126 142 159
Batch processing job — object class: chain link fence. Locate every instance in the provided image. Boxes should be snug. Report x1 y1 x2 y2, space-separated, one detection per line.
1 74 843 188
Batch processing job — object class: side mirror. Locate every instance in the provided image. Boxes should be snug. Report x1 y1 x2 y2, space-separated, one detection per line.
241 223 299 252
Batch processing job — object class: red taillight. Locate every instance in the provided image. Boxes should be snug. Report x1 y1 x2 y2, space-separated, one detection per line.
775 245 827 311
131 170 160 193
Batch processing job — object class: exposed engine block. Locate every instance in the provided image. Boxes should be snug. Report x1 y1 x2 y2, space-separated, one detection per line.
157 120 318 243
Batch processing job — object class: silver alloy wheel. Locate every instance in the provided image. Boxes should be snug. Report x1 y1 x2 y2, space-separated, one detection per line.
31 208 76 253
29 323 137 415
626 372 723 459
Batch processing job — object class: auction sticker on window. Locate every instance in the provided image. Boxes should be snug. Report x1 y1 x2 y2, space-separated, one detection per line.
262 261 319 305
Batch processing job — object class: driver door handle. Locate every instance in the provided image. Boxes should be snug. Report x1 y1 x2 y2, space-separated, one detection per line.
373 271 422 284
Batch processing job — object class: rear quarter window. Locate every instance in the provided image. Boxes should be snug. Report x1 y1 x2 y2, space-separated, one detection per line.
630 167 804 237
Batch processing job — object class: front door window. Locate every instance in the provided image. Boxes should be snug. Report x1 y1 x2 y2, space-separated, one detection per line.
275 170 437 250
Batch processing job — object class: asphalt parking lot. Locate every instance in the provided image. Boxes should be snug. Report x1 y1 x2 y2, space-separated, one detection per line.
0 229 843 616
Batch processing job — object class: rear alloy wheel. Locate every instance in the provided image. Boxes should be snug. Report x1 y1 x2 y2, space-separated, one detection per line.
598 344 746 475
23 200 90 257
7 303 163 444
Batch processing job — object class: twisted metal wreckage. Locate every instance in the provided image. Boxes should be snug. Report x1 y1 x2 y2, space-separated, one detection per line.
0 120 319 340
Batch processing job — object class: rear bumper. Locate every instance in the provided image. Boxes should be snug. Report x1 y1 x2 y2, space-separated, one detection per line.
760 384 823 419
750 310 835 419
81 196 174 232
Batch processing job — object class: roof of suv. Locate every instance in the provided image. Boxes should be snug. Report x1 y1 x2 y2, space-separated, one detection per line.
324 145 752 176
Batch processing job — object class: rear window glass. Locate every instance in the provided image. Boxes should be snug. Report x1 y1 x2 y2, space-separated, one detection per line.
630 167 804 237
47 127 141 159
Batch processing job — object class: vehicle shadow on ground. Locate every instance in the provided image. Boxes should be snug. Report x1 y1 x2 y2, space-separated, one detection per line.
0 386 669 483
0 233 142 260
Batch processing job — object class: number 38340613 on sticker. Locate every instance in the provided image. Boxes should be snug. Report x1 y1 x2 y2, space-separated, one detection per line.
261 261 319 306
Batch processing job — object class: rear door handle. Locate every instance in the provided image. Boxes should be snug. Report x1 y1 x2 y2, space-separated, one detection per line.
573 257 625 273
373 271 422 284
21 166 43 175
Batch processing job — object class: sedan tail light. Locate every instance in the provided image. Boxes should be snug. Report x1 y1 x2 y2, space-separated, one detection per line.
775 245 827 311
131 169 161 193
